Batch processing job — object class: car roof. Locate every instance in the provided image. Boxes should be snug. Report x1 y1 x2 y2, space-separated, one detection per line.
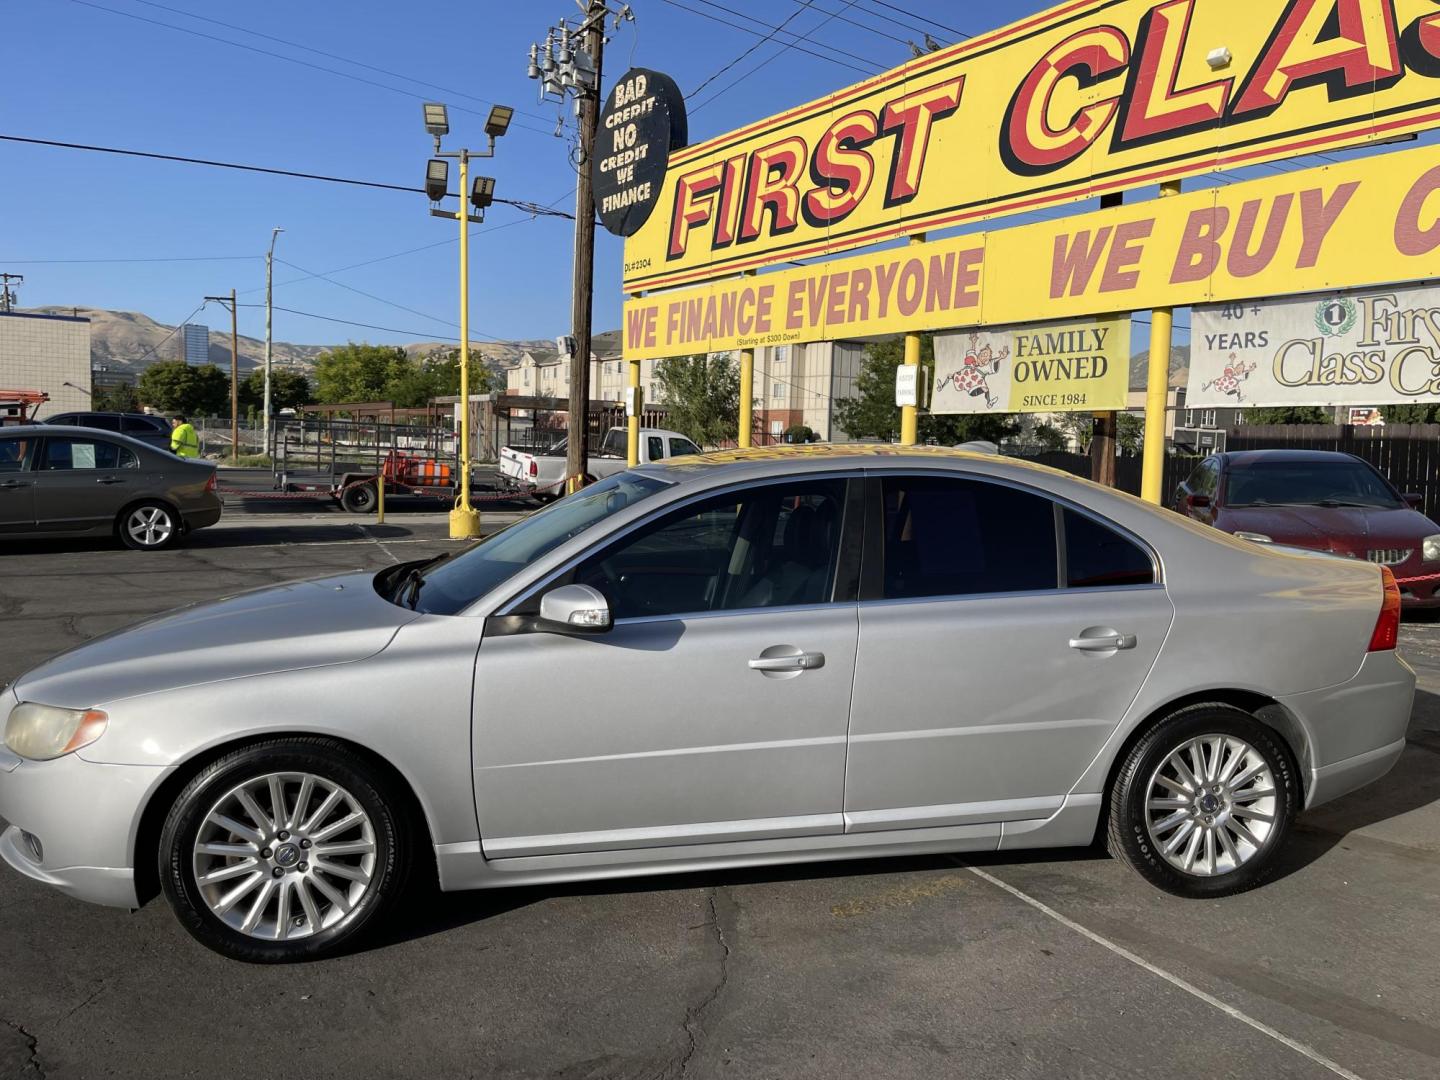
0 424 173 452
642 443 1053 485
1219 449 1363 466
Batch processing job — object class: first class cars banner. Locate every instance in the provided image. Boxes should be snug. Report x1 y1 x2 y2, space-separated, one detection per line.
931 317 1131 414
624 0 1440 293
623 141 1440 361
1188 283 1440 407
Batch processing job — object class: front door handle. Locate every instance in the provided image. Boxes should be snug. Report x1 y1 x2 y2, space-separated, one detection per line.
749 651 826 673
0 480 31 489
1069 632 1137 653
95 476 126 485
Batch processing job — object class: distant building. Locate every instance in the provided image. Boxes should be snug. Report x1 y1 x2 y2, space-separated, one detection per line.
0 310 92 418
181 323 210 366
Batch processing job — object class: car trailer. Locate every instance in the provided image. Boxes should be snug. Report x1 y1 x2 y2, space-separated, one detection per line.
272 418 460 514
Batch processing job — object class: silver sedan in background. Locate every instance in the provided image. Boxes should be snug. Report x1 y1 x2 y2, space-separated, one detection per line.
0 447 1415 961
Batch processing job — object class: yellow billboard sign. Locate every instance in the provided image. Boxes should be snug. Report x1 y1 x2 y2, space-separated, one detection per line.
624 0 1440 294
622 141 1440 361
933 318 1131 414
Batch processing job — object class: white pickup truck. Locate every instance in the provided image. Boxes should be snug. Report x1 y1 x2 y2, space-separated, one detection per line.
498 426 702 503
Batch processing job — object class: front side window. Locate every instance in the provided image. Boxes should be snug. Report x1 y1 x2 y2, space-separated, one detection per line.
401 472 670 615
1063 510 1155 588
573 479 848 620
41 438 135 471
880 476 1057 600
1187 459 1219 496
0 437 33 472
121 415 163 434
80 415 121 431
669 437 700 457
600 429 625 457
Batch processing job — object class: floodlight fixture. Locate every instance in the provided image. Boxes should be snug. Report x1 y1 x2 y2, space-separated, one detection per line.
471 175 497 210
423 102 450 138
426 158 450 202
485 105 515 138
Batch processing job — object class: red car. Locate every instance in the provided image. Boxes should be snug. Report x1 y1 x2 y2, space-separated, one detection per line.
1174 449 1440 608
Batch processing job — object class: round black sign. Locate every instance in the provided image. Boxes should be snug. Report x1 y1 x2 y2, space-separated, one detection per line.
592 68 688 238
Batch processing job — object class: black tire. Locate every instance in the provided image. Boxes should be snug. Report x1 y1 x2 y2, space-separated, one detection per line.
159 738 412 963
117 500 181 551
1107 705 1299 899
340 482 377 514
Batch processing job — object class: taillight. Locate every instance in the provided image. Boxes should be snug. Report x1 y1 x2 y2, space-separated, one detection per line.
205 471 217 494
1369 566 1402 652
528 459 538 477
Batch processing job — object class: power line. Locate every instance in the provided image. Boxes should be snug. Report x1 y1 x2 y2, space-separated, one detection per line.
0 134 574 218
0 255 261 264
63 0 557 138
122 0 556 126
667 0 874 95
274 257 460 331
862 0 971 39
692 0 865 113
783 0 912 46
130 301 208 366
666 0 885 73
236 303 502 344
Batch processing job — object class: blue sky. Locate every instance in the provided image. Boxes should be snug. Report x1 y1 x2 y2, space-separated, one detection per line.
0 0 1409 352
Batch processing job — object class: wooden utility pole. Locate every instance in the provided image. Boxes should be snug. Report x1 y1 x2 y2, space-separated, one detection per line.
565 1 605 492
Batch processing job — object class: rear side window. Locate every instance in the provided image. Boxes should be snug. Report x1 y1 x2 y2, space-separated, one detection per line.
1063 510 1155 588
880 476 1057 599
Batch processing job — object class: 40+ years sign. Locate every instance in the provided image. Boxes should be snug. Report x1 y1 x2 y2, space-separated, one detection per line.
1189 284 1440 408
625 0 1440 294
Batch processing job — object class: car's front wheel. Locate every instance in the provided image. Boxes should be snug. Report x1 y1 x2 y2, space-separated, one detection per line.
1107 706 1299 898
159 738 411 962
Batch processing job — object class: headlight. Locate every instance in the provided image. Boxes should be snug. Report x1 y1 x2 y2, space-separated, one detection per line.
1424 535 1440 563
3 704 108 761
1234 531 1273 544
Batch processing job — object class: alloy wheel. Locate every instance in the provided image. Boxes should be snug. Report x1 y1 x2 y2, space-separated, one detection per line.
126 506 174 548
1144 735 1277 877
191 772 378 941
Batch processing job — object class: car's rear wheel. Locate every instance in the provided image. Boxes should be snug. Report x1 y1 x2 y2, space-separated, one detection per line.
118 501 180 550
159 738 410 962
1107 706 1299 898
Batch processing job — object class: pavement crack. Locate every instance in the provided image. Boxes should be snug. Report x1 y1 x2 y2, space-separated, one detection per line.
674 886 735 1080
2 1018 46 1077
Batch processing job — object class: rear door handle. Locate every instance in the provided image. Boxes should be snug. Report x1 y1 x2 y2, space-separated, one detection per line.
0 480 31 489
749 652 826 673
95 476 126 485
1069 632 1137 652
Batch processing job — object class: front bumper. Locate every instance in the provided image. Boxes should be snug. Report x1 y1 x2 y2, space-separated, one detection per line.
0 742 170 909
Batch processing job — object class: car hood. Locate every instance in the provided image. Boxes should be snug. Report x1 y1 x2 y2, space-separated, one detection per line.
10 572 419 710
1223 505 1438 550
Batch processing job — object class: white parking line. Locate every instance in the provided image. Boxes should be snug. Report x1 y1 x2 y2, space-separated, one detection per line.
960 863 1365 1080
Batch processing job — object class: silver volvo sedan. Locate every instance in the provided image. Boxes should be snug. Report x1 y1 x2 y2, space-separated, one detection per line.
0 447 1415 961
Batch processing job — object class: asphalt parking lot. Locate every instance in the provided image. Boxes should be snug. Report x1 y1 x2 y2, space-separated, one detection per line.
2 523 1439 1079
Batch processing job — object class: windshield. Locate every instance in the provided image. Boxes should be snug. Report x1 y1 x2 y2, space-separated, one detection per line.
394 472 670 615
1226 460 1402 509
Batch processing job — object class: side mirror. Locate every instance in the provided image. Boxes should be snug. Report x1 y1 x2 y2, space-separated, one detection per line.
1404 493 1424 509
537 584 612 634
1186 493 1212 510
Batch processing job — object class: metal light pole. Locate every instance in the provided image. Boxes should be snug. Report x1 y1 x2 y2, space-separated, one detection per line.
263 226 283 457
423 102 512 540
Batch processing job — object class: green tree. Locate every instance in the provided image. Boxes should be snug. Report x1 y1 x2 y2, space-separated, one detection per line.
1117 413 1144 454
834 335 1019 445
784 423 817 444
1243 406 1332 425
314 343 407 404
1380 404 1440 424
136 360 229 416
238 369 314 413
386 348 499 408
655 353 742 446
93 382 140 413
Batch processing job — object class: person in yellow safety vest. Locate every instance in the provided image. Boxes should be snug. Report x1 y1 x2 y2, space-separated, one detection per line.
169 415 201 458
